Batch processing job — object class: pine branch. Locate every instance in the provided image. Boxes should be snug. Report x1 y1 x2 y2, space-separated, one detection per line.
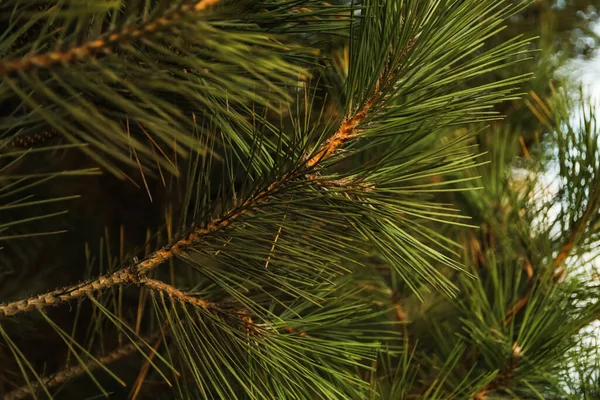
2 334 160 400
0 211 251 317
141 278 217 311
0 201 256 317
0 267 139 317
0 53 389 319
306 95 376 168
0 0 221 76
0 1 556 397
0 254 253 320
140 278 259 332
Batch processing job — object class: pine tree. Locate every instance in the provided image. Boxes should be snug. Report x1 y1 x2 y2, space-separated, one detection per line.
0 1 599 399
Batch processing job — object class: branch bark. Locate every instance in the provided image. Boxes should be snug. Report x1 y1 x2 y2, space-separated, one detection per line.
3 334 159 400
0 0 222 76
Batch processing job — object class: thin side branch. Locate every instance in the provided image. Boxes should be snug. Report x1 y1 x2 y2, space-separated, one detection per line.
141 278 217 311
3 335 159 400
0 0 221 76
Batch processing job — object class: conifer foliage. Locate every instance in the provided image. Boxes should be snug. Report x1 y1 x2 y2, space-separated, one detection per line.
0 0 598 399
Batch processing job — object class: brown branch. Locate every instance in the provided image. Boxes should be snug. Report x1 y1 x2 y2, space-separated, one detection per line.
0 75 380 320
0 0 221 76
0 268 139 317
140 278 219 312
305 32 418 174
2 334 159 400
0 251 251 318
306 100 374 168
145 281 284 339
0 178 282 318
0 32 395 320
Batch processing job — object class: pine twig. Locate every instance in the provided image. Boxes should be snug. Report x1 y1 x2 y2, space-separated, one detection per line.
0 251 250 318
2 334 160 400
0 72 384 320
0 37 404 321
0 191 269 318
0 267 140 317
140 278 254 323
306 98 375 168
0 0 222 76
